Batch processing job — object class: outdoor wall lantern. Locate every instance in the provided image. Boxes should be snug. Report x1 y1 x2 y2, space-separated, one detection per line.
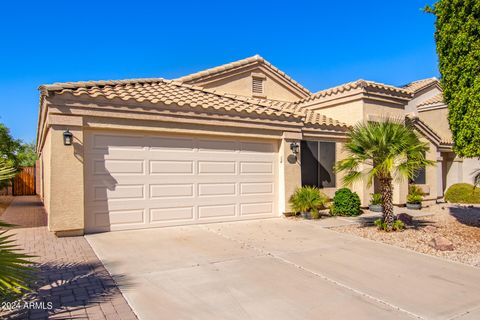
287 142 299 164
290 142 299 155
63 129 73 146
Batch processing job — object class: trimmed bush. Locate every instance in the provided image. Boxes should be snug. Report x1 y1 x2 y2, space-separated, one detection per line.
445 183 480 204
330 188 361 216
370 193 382 205
289 186 328 216
374 218 405 232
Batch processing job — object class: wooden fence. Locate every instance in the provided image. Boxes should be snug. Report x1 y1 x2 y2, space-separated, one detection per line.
13 166 35 196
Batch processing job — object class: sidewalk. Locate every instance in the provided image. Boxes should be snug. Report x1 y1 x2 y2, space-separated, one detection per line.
1 196 137 320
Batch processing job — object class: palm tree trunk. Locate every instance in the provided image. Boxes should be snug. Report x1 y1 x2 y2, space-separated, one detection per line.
380 177 394 231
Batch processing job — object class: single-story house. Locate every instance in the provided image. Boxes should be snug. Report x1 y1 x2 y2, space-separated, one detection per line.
36 55 479 236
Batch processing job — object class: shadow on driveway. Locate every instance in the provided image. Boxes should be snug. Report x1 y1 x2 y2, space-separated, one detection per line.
3 261 132 319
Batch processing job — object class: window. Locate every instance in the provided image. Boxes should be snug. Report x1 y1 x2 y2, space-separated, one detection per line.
411 151 426 184
301 141 336 188
252 77 264 95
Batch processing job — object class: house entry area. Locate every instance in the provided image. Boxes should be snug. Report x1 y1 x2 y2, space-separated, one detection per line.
301 141 336 188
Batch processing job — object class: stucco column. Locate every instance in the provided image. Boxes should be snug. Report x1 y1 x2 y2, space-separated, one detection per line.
392 179 408 206
447 156 464 188
280 132 302 214
48 125 85 236
436 153 444 198
424 143 439 201
336 142 371 206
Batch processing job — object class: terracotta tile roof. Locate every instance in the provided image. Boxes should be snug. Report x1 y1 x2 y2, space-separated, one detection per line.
39 78 347 129
402 77 439 93
417 92 444 107
300 79 412 103
175 55 311 96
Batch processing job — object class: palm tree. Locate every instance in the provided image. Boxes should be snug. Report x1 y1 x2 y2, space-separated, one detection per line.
335 118 434 231
473 168 480 188
0 158 33 299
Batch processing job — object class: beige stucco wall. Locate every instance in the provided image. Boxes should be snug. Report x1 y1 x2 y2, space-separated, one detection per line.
280 136 302 213
41 129 52 215
406 86 442 114
418 107 451 141
462 158 480 185
423 139 441 201
46 126 85 236
363 101 406 122
306 100 364 126
200 68 303 102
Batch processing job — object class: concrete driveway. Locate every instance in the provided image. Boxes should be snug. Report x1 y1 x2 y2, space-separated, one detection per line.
86 219 480 320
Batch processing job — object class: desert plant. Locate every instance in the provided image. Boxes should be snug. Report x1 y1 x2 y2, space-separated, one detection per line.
335 119 434 231
0 221 34 300
289 186 327 216
407 185 424 204
330 188 361 216
407 194 423 204
445 183 480 204
408 185 423 197
374 218 405 232
0 158 16 181
370 193 382 205
474 168 480 189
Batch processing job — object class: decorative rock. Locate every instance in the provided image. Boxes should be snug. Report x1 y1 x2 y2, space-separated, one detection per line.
429 236 454 251
396 213 413 225
423 225 437 233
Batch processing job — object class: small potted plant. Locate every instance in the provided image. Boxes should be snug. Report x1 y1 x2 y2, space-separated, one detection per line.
406 185 423 210
369 193 383 212
289 186 327 219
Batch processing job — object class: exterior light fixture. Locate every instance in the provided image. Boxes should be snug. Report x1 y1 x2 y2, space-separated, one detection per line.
290 142 299 155
287 142 300 164
63 129 73 146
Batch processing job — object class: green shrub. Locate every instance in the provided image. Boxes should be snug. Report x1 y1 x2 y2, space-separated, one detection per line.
374 218 405 232
370 193 382 205
408 185 424 196
330 188 361 216
289 186 328 214
407 194 423 204
445 183 480 204
407 185 424 204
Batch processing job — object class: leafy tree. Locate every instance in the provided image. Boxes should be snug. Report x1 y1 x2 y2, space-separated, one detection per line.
335 119 434 231
16 141 37 167
425 1 480 157
0 123 21 167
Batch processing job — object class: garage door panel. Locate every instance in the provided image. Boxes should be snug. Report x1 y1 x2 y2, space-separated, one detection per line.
89 134 146 152
92 184 145 201
240 182 274 195
150 184 194 199
150 160 194 175
149 136 195 151
85 132 278 232
197 161 236 175
93 159 145 176
149 207 195 222
240 202 274 216
198 204 236 219
197 183 236 197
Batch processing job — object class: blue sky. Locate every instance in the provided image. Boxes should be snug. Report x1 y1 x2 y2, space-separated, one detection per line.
0 0 437 142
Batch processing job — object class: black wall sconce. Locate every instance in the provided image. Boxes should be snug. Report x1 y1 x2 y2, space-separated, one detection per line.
63 129 73 146
290 142 299 155
288 142 300 164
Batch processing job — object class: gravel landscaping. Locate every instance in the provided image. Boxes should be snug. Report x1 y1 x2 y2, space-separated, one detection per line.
331 204 480 268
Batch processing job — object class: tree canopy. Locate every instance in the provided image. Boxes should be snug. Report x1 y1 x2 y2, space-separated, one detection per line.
426 0 480 157
0 123 37 167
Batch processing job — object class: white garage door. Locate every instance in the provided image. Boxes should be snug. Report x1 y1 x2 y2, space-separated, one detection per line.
85 131 278 232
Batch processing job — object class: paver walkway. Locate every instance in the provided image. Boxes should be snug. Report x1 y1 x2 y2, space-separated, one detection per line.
0 196 137 320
